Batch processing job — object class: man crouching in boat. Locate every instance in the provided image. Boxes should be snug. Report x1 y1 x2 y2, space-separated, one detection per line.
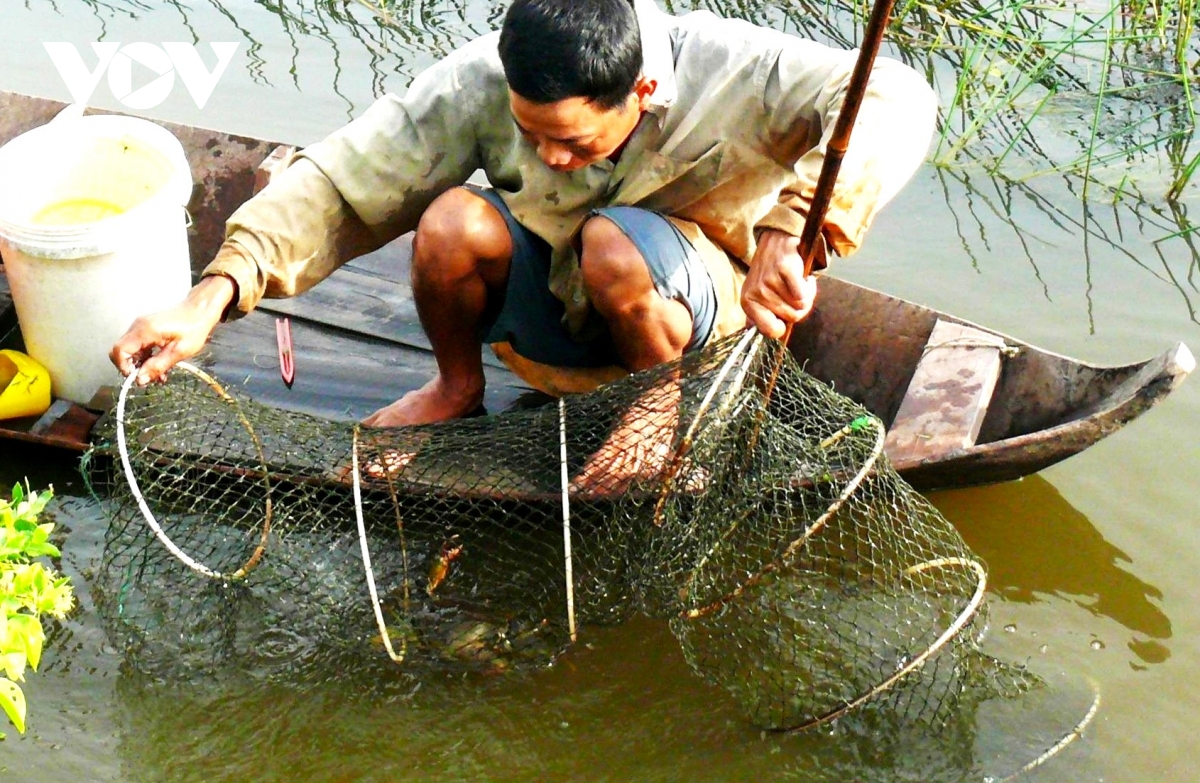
111 0 934 490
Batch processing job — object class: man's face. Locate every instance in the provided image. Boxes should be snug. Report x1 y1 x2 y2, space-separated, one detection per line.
509 77 657 172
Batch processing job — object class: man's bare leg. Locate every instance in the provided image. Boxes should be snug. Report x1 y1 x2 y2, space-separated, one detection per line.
581 217 693 368
363 188 513 427
573 215 693 492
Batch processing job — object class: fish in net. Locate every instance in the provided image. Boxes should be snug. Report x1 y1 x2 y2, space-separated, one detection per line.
85 329 1091 746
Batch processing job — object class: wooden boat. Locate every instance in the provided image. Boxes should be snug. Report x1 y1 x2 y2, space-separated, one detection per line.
0 90 1192 490
789 283 1193 489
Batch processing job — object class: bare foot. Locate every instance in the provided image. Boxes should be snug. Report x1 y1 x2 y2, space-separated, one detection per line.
343 376 480 486
333 442 421 484
364 449 418 479
362 374 483 428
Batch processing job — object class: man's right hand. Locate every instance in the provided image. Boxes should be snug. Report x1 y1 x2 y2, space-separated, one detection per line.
741 229 819 339
110 274 237 385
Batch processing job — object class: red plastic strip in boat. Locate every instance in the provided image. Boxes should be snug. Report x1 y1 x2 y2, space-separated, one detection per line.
276 316 295 388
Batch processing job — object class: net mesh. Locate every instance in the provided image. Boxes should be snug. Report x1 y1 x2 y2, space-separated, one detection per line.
88 330 1005 731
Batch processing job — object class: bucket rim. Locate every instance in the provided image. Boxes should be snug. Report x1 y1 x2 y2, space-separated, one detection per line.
0 199 190 260
0 112 194 259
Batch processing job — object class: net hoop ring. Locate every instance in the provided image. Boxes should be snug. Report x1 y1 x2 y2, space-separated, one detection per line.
778 555 989 733
994 675 1101 782
680 415 887 617
116 361 272 581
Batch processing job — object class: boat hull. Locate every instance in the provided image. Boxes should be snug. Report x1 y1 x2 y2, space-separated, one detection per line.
790 276 1193 490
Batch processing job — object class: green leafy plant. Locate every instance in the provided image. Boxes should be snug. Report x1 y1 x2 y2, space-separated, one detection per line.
0 484 73 739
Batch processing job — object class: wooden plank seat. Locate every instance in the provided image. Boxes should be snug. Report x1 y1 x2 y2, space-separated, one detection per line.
884 318 1012 464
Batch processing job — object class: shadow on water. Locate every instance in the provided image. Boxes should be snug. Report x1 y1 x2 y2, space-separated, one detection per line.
931 475 1173 665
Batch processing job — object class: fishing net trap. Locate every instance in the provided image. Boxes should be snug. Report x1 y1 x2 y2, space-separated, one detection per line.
85 329 1092 743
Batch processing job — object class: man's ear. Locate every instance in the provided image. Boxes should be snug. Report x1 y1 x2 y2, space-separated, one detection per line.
633 75 658 111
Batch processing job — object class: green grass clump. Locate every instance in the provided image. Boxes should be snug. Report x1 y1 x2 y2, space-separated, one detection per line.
0 484 74 739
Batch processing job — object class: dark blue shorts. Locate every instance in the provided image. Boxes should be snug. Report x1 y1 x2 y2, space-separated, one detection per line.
473 187 717 369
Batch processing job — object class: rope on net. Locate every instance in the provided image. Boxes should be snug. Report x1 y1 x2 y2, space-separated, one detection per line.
786 556 988 733
680 415 888 621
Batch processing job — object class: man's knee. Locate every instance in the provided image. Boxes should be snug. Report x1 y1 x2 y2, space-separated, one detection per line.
579 215 654 314
414 187 512 282
581 213 693 364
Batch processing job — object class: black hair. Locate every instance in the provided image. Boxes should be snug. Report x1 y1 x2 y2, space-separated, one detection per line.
498 0 643 110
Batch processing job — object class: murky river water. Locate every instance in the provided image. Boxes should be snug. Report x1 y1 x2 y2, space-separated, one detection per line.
2 1 1199 781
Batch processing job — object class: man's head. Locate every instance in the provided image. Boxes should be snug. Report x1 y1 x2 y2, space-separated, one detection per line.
499 0 657 171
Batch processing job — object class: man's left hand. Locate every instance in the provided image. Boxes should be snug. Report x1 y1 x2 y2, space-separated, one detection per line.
740 229 819 339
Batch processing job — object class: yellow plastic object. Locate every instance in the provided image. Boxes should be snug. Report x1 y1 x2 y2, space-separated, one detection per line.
0 350 52 419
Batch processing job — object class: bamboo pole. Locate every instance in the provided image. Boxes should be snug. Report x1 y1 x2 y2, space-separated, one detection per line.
761 0 901 404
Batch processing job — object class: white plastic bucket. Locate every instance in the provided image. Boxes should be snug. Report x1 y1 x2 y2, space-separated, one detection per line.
0 108 193 405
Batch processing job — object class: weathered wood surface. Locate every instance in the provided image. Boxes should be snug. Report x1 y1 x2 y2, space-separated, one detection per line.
884 319 1006 464
787 277 1193 489
26 400 100 450
897 340 1194 489
255 236 428 354
213 231 523 420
